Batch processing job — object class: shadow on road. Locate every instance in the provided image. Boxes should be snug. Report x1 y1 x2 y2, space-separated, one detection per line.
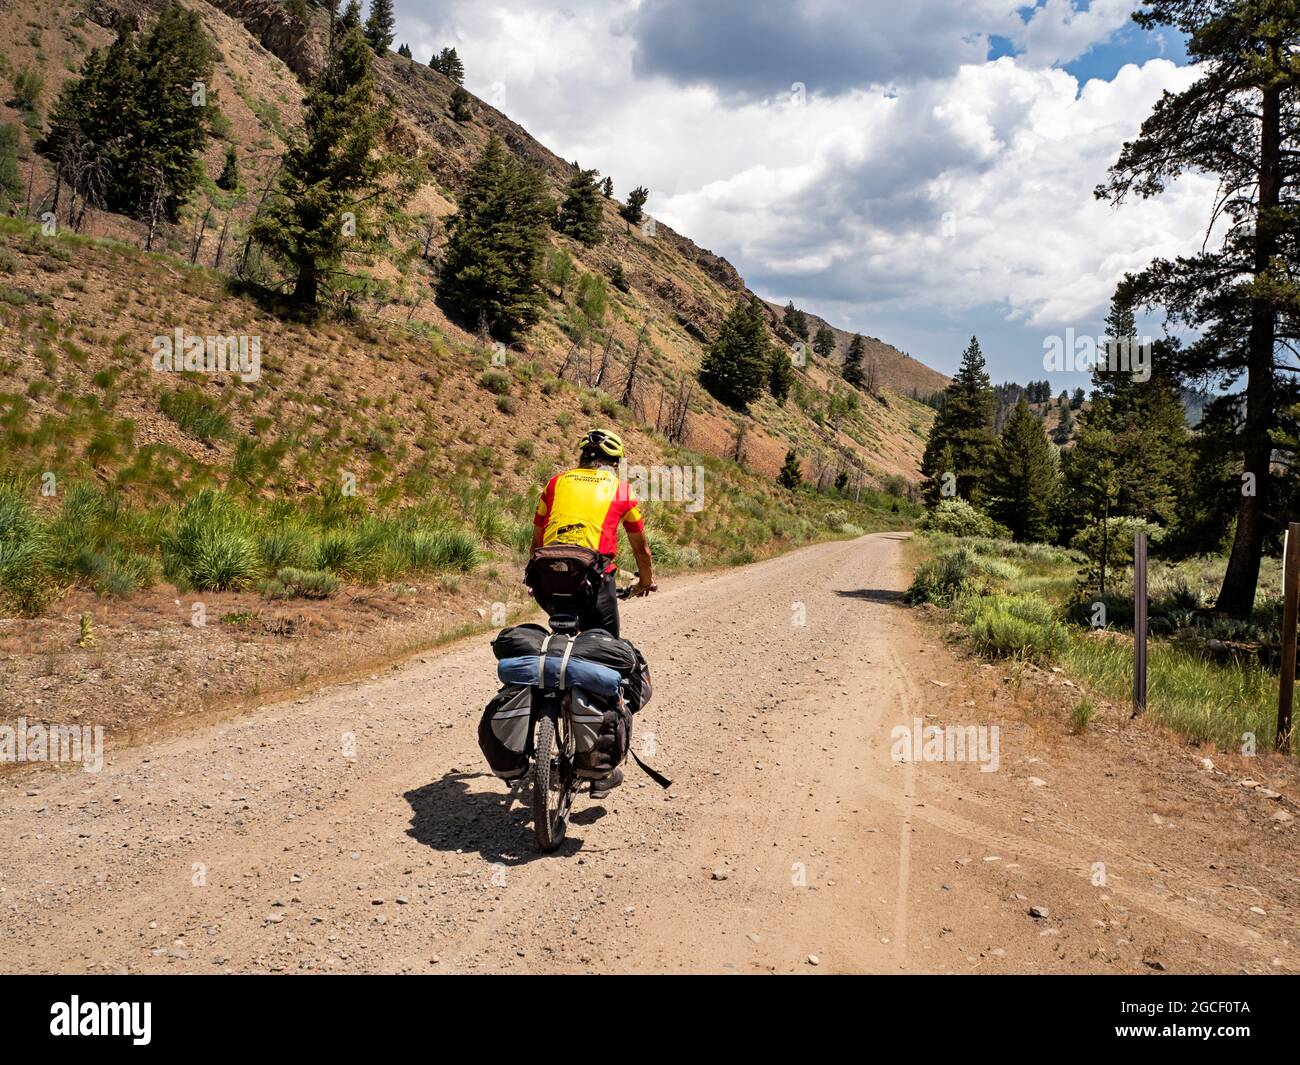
403 771 597 865
835 588 906 605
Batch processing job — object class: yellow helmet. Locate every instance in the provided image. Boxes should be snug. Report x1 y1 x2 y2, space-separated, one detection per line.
579 428 625 461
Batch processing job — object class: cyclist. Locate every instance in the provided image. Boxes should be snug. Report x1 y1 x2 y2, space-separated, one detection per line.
529 429 654 639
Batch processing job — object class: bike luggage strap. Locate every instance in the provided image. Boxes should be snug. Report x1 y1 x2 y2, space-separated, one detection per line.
557 637 576 688
536 633 579 690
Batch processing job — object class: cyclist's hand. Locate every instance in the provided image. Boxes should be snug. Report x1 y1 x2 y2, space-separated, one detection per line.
633 578 656 597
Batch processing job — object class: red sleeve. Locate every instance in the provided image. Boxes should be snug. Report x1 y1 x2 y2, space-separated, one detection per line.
533 476 557 528
622 494 645 534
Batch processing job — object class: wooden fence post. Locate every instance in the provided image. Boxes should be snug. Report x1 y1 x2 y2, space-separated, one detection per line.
1132 530 1148 718
1277 522 1300 752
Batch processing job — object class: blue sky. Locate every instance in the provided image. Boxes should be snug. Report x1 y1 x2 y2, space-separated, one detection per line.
390 1 1212 392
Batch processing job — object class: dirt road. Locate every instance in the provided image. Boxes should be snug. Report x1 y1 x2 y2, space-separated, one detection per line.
2 533 1296 973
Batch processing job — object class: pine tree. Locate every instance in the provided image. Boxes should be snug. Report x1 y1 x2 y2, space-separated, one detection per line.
1052 400 1074 446
1059 287 1193 549
842 334 866 388
812 324 835 360
1098 0 1300 617
215 143 238 191
988 398 1061 542
920 336 997 505
431 47 464 83
782 301 808 342
38 7 214 226
621 185 648 224
250 24 404 305
397 43 412 59
438 136 553 339
449 85 472 122
556 168 603 246
0 125 21 207
778 450 803 490
363 0 395 54
768 345 792 405
600 176 613 198
699 297 773 411
339 0 362 34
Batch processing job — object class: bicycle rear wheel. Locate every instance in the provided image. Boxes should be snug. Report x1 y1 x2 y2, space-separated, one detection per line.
531 715 575 851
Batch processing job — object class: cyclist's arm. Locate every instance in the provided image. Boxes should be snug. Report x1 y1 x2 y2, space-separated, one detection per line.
531 524 544 553
627 526 654 594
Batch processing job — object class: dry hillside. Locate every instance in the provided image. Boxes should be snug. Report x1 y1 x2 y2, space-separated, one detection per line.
0 0 944 488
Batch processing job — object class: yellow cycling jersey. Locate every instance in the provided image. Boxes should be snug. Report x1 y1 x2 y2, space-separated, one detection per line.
534 466 644 558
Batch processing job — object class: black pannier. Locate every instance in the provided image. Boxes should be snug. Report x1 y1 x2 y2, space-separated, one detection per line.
569 687 631 780
478 685 532 779
623 646 653 714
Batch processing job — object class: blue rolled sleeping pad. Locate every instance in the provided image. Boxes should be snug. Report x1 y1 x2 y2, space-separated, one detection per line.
497 654 623 697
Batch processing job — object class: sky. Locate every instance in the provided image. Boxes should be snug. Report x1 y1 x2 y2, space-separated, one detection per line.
388 0 1212 391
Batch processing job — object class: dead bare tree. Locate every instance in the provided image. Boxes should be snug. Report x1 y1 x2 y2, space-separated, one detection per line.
731 419 749 466
620 325 647 408
666 379 693 444
556 338 580 383
593 330 615 389
213 214 232 271
189 200 213 264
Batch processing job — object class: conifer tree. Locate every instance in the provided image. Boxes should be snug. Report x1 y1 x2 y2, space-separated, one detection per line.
1059 287 1193 548
363 0 395 54
556 167 603 246
768 345 792 405
339 0 362 34
216 143 238 191
39 6 214 225
600 176 613 198
449 85 472 122
782 301 809 342
699 297 773 411
778 450 803 490
842 333 866 388
431 47 464 83
621 185 648 224
438 136 553 339
397 43 412 59
0 125 22 207
920 336 997 505
989 397 1061 542
812 324 836 360
250 24 404 305
1098 0 1300 615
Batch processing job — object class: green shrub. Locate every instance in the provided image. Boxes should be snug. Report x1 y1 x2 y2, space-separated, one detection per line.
393 527 479 573
479 371 510 395
160 388 231 443
921 499 1003 538
185 528 261 590
905 548 986 605
957 594 1067 663
266 566 340 599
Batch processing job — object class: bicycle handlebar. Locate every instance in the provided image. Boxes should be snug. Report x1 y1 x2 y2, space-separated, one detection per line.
617 583 658 600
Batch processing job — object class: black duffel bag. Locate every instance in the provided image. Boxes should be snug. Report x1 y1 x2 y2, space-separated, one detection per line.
491 624 638 676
